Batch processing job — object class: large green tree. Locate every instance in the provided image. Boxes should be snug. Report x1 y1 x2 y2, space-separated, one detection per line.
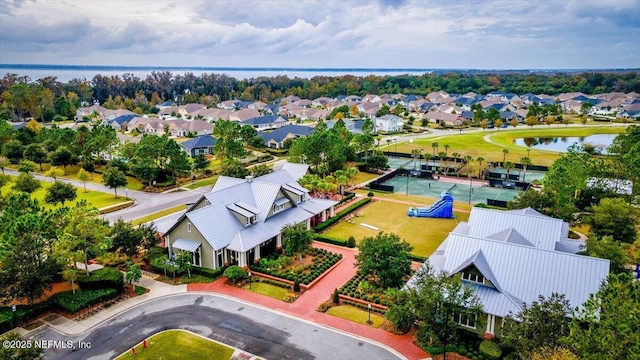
564 273 640 359
102 167 128 198
502 293 571 359
355 232 413 289
213 120 246 160
12 172 41 193
281 223 314 261
587 197 637 244
23 143 48 170
44 180 77 206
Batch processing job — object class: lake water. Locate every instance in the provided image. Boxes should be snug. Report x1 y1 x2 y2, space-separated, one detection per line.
513 133 618 154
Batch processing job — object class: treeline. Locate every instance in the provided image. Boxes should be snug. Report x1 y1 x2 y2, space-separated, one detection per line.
1 71 639 121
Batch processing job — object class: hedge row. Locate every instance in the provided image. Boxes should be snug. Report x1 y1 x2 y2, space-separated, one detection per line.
336 192 356 206
409 254 428 263
0 301 51 334
314 198 371 232
52 288 118 314
192 266 226 279
78 267 124 292
313 234 352 248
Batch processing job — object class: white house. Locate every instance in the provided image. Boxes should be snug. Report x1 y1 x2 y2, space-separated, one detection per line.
374 114 403 132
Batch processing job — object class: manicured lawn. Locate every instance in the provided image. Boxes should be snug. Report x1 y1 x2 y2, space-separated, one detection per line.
185 176 219 190
326 305 384 328
393 126 625 166
242 281 290 300
322 200 470 257
26 163 145 190
357 189 475 212
131 204 187 226
1 176 129 210
350 171 380 185
116 329 235 360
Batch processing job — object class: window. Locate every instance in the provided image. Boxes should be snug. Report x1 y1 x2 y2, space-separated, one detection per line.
216 250 223 269
462 272 485 284
455 313 478 329
187 223 191 232
273 204 285 213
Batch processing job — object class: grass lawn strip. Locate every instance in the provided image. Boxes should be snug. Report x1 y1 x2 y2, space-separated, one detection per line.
131 204 187 226
1 175 129 210
184 176 219 190
326 305 385 328
322 200 470 257
116 329 236 360
393 126 624 166
242 282 290 300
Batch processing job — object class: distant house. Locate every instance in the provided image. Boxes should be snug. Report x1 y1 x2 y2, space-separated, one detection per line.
181 135 216 157
166 119 214 137
241 115 289 130
424 111 464 127
75 104 108 122
258 124 314 149
163 166 337 269
229 109 260 122
374 114 403 132
407 207 609 339
103 114 136 131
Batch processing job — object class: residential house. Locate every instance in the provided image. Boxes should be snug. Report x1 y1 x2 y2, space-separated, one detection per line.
311 97 333 108
127 117 166 134
241 115 289 130
424 111 464 127
248 101 267 111
163 166 337 269
281 95 301 104
229 109 261 122
180 134 216 157
190 108 231 122
218 100 241 110
103 114 136 131
374 114 403 132
407 207 609 339
75 104 108 122
258 124 315 149
103 109 136 121
166 119 214 137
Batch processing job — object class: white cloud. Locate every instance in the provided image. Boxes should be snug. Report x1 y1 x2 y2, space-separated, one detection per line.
0 0 638 69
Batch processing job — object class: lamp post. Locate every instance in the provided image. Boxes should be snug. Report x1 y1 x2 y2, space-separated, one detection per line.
248 271 252 290
468 175 473 204
367 303 372 325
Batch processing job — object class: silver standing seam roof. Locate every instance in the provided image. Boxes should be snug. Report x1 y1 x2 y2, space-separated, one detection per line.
410 207 610 318
171 238 202 252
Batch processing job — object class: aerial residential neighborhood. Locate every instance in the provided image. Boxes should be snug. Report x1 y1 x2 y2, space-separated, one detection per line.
1 1 640 360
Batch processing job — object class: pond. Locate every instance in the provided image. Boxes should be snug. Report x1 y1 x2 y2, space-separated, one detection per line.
513 133 618 154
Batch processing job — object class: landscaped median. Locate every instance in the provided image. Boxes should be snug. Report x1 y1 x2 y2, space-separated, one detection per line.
250 247 343 287
116 329 236 360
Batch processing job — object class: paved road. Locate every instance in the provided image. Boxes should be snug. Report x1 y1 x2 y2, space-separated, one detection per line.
4 169 209 223
28 294 401 360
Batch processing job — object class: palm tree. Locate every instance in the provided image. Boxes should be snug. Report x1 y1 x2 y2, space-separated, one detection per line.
463 155 473 177
438 151 447 174
443 144 450 158
520 156 532 182
452 152 461 177
411 149 420 170
502 149 509 167
504 161 515 179
431 142 439 157
476 157 485 179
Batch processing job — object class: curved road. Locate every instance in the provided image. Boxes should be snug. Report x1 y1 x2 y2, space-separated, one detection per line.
3 169 209 223
27 293 402 360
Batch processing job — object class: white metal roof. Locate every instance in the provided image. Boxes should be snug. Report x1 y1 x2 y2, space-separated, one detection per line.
171 238 201 252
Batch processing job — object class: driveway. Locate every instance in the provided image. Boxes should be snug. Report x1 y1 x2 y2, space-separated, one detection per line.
28 293 403 360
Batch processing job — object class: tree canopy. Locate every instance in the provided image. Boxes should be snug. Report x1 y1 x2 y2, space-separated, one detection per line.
355 232 413 289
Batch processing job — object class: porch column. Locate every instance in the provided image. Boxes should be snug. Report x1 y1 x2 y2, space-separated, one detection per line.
329 206 335 217
254 244 261 261
239 252 247 267
306 218 311 230
485 314 495 336
223 249 228 265
276 233 282 247
321 210 327 222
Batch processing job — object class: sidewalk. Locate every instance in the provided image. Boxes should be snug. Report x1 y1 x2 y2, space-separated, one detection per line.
189 242 429 360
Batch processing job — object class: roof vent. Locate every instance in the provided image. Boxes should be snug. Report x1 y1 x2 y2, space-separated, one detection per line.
245 175 254 183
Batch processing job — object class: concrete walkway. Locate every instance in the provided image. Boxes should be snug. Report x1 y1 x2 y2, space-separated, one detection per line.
189 242 429 360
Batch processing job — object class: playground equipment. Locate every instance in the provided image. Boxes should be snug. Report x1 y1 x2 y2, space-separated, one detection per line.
408 190 454 218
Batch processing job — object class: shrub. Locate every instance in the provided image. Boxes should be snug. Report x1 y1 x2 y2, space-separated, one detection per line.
97 252 129 267
317 302 331 312
283 293 298 303
367 191 374 197
332 288 340 304
347 236 356 248
223 265 247 283
459 348 467 356
192 266 226 279
52 288 117 314
313 233 348 247
293 280 300 292
479 340 502 360
78 267 124 292
385 303 415 334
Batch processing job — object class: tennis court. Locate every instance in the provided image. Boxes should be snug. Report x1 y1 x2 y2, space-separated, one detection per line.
383 176 521 204
489 168 546 182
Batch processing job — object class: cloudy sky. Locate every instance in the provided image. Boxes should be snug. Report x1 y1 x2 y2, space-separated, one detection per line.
0 0 638 69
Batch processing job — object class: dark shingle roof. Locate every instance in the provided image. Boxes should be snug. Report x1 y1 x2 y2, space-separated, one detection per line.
181 134 216 151
259 125 314 143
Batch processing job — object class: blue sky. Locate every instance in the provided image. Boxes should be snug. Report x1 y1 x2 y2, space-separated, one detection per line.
0 0 638 69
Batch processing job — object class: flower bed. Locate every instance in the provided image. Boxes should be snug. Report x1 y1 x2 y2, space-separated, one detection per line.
250 248 342 285
338 271 392 306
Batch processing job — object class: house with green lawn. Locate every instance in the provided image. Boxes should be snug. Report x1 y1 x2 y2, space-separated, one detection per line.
408 207 610 339
163 163 336 269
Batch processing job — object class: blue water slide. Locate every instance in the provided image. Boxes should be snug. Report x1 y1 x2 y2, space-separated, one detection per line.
407 191 454 218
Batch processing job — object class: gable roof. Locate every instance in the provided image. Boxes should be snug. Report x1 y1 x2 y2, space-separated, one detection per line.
241 115 287 125
258 124 314 143
181 135 216 151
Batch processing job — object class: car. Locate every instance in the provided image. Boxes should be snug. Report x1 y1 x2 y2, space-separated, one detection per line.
501 124 508 128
